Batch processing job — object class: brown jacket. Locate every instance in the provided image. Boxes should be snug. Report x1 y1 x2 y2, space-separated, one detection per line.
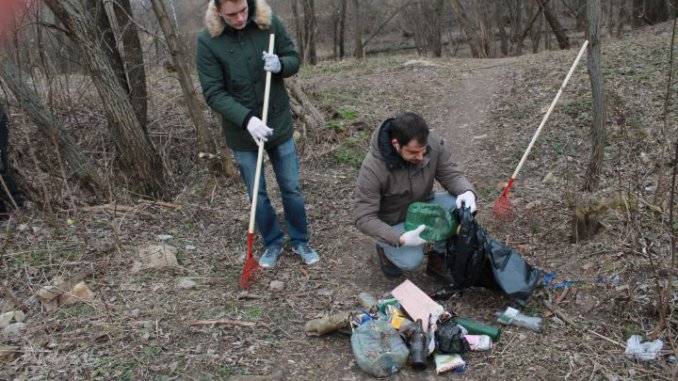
353 118 475 245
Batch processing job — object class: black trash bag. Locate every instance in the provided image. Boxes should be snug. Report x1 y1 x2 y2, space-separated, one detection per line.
435 320 470 354
445 208 542 306
446 208 500 290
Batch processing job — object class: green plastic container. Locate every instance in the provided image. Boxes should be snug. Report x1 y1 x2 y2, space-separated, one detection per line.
454 317 502 342
404 202 459 241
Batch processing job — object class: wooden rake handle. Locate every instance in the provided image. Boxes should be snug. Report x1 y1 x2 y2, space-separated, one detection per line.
247 34 275 235
509 40 589 181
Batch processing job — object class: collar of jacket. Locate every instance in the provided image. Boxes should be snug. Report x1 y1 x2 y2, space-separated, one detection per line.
205 0 272 37
377 118 431 171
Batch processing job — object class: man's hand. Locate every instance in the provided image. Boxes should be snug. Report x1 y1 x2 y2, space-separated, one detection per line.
246 117 273 145
262 51 281 73
455 191 477 213
399 224 427 246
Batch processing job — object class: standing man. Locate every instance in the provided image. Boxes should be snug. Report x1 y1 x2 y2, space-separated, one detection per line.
353 112 476 284
197 0 319 267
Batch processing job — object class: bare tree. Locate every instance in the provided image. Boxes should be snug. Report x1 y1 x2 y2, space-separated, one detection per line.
302 0 317 65
351 0 363 59
110 0 148 129
538 0 571 49
44 0 165 195
450 0 490 58
632 0 674 27
583 0 606 191
150 0 235 177
338 0 347 58
0 55 104 190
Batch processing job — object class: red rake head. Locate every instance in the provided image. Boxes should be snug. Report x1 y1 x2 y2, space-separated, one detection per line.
240 253 260 289
240 233 261 289
493 194 513 221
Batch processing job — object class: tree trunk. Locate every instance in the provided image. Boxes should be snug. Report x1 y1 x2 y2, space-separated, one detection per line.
351 0 363 59
617 0 629 36
339 0 346 58
632 0 645 27
150 0 235 177
496 1 509 56
0 55 104 191
538 0 571 49
583 0 606 192
450 0 482 57
44 0 165 196
432 0 445 57
112 0 148 129
291 0 304 59
302 0 317 65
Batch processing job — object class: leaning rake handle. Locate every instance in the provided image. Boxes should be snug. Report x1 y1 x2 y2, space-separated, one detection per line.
496 40 589 219
241 34 275 289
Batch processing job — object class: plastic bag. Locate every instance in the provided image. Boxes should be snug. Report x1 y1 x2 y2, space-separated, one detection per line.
435 320 470 354
404 202 458 241
351 320 409 377
445 208 542 306
624 335 663 361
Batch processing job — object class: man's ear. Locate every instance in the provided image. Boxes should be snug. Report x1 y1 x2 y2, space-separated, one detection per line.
391 138 399 151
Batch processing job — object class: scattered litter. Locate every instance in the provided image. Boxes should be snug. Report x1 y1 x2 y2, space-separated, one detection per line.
178 278 197 289
496 306 543 333
304 311 351 336
351 319 409 377
269 280 285 292
454 317 501 342
551 280 584 289
434 353 465 374
391 279 444 333
624 335 663 361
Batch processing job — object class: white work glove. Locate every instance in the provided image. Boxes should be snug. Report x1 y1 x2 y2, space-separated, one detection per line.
246 116 273 145
455 191 477 213
399 224 427 247
262 51 281 73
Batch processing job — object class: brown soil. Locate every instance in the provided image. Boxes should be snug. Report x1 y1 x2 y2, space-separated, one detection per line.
2 23 677 381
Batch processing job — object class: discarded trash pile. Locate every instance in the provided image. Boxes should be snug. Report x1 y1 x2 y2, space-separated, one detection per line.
305 279 544 377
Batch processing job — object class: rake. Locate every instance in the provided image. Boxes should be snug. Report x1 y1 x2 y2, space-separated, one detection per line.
494 40 589 221
241 34 275 289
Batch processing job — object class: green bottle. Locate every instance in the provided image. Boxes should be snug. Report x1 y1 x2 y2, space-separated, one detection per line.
454 317 502 342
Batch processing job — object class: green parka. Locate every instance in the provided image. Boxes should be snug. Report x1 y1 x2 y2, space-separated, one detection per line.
196 0 300 151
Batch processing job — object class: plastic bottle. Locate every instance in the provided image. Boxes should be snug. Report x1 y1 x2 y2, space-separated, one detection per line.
453 317 501 342
357 292 378 311
495 307 543 333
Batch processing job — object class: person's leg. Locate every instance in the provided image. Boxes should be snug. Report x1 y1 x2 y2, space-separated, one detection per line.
268 139 319 264
232 149 284 248
268 139 307 244
377 222 425 271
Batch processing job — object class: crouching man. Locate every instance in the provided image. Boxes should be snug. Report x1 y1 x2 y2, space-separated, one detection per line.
352 112 476 283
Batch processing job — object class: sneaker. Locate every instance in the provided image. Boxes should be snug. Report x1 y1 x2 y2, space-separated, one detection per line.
292 243 320 265
376 245 401 278
259 245 283 268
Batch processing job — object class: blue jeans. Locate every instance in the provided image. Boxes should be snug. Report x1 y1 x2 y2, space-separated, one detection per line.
233 139 308 248
377 192 456 271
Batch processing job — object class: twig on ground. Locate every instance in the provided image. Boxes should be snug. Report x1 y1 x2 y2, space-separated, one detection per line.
137 198 182 210
543 300 581 329
587 329 625 348
190 319 255 328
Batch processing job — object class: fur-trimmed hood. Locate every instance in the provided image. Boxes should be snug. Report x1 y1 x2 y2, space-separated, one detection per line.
205 0 272 37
